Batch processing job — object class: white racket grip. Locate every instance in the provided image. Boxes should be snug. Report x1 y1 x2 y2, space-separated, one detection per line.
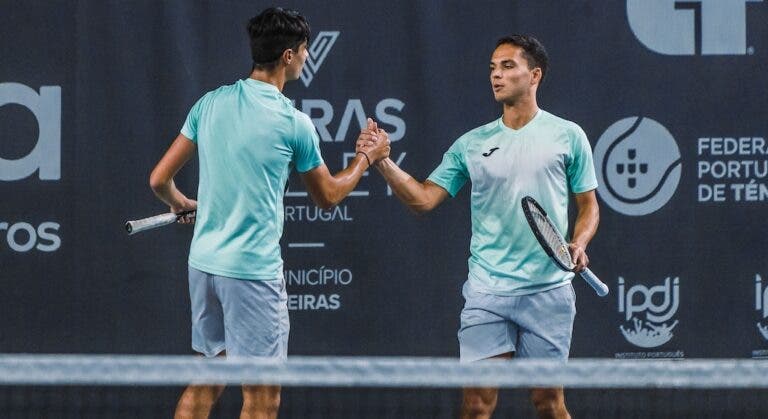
579 268 609 297
125 213 178 235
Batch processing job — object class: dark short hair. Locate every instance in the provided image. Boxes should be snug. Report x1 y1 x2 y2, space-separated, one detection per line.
496 35 549 83
247 7 311 71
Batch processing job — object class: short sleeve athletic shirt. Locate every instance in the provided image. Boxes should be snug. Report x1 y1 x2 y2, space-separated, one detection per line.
180 78 323 280
428 110 597 295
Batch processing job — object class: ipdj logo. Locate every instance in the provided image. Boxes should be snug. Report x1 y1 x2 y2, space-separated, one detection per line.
594 117 682 216
618 277 680 348
627 0 762 55
0 82 61 181
756 274 768 341
300 31 339 88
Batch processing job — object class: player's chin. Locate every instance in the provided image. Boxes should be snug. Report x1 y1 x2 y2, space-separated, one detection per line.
493 93 516 105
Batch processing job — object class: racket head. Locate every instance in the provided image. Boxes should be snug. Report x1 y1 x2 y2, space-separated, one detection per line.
521 196 574 271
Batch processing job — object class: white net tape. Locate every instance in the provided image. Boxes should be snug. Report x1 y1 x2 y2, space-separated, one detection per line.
0 355 766 388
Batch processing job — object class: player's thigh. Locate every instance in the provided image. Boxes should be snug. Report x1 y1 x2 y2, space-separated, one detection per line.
216 276 289 358
516 284 576 359
188 267 226 357
459 280 519 361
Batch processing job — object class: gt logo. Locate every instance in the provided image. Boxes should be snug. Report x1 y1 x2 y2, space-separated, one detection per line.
627 0 762 55
300 31 340 87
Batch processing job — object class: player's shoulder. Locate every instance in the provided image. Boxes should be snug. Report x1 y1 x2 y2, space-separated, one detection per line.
458 119 502 143
293 108 315 129
467 118 501 136
208 81 239 97
192 82 237 108
539 110 586 138
444 119 500 154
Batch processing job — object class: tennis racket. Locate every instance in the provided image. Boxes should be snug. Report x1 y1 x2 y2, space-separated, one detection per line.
125 210 195 235
521 196 608 297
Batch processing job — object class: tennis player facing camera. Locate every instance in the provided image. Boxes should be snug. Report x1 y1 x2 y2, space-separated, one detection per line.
149 7 389 419
362 35 599 418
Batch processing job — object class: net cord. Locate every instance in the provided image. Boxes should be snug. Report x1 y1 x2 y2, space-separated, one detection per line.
0 356 766 388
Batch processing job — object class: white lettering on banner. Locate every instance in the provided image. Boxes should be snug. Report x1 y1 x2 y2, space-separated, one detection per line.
284 205 353 222
615 350 685 359
698 137 767 156
627 0 762 56
285 152 408 202
299 99 405 143
697 137 768 202
287 294 341 311
285 267 353 286
596 117 768 210
285 268 352 311
756 275 768 341
620 277 680 323
617 277 681 349
697 161 768 179
0 221 61 252
0 83 61 181
285 29 408 315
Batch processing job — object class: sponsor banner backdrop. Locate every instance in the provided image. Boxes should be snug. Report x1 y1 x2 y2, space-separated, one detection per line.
1 0 767 360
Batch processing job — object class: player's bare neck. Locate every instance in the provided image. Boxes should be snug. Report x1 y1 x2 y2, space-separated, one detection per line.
502 99 539 130
249 68 287 92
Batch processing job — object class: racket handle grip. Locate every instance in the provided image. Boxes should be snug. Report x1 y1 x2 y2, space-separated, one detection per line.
125 213 179 235
579 268 609 297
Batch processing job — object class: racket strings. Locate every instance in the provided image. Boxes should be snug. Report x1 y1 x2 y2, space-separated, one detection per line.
531 211 573 268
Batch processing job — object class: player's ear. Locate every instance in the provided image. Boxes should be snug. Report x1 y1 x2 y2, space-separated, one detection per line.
531 67 542 85
282 48 294 65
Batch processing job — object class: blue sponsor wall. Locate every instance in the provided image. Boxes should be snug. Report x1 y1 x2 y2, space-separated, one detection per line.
1 0 768 413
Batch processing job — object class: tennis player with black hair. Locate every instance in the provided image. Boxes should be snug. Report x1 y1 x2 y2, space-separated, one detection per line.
364 35 599 418
149 7 389 418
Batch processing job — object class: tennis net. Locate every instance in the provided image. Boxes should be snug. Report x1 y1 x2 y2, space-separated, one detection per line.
1 355 767 418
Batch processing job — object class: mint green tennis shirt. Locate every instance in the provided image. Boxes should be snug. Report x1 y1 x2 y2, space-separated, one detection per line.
428 110 597 295
181 79 323 280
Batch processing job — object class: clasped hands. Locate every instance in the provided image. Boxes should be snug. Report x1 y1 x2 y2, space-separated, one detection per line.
356 118 391 167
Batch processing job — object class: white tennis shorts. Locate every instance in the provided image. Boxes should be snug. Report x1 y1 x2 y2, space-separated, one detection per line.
458 279 576 362
188 266 289 359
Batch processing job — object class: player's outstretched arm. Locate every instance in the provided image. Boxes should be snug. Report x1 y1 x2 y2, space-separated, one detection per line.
569 190 599 272
374 158 449 214
301 119 390 209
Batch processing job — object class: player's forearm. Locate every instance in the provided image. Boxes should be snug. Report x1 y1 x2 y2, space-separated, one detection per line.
322 154 370 208
150 177 189 209
571 200 599 249
376 158 436 214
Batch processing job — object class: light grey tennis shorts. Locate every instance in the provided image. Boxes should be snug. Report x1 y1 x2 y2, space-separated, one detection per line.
188 266 289 359
458 279 576 362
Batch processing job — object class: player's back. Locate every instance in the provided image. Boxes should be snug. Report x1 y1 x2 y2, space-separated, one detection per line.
182 78 306 280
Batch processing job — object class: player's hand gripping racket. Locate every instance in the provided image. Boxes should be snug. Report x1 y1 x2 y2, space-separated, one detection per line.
125 210 195 235
521 196 608 297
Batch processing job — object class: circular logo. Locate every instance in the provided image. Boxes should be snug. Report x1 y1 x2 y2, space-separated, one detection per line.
594 117 681 216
